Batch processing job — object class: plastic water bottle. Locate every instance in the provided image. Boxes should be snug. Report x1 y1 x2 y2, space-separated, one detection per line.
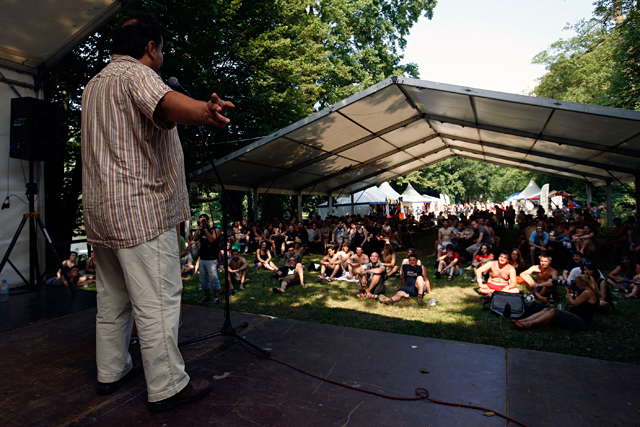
0 279 8 303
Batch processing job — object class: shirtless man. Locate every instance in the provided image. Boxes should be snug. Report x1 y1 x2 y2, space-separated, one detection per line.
227 249 249 292
434 219 457 258
520 255 558 301
346 247 369 278
358 252 387 298
476 251 519 296
335 243 353 277
318 247 343 281
380 244 399 277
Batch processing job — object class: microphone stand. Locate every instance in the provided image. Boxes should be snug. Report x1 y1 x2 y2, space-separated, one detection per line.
173 82 269 356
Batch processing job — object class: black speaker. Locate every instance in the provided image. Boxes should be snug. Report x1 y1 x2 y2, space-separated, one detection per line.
10 97 59 162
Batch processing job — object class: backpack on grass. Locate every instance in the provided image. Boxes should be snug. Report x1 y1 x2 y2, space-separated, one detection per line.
483 291 525 319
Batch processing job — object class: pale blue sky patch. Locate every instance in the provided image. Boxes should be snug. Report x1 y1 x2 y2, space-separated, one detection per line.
402 0 596 94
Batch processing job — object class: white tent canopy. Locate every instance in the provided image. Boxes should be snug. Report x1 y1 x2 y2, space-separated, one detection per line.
317 186 388 218
378 182 401 201
194 76 640 198
513 180 541 200
401 183 431 203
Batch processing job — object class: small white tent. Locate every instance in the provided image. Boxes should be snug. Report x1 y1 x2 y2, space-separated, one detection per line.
378 182 401 202
317 186 387 219
514 180 541 200
401 183 431 203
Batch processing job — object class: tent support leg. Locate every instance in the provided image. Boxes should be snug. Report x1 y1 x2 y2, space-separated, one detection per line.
636 174 640 220
328 193 333 217
297 192 302 221
252 188 258 223
350 194 355 216
606 180 613 227
586 182 592 206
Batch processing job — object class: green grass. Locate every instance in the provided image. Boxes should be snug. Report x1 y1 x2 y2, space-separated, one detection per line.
96 227 640 365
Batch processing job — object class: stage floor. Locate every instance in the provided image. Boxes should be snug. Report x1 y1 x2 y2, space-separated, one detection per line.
1 304 639 426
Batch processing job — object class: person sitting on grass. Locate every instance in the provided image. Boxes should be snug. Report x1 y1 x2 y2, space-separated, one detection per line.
562 250 586 280
227 249 249 293
318 247 343 281
181 251 195 279
624 275 640 299
282 246 301 267
512 275 599 330
401 248 422 266
273 256 307 293
357 252 386 299
607 254 640 293
255 241 278 271
346 246 369 279
434 219 457 258
336 242 353 273
380 244 399 277
528 225 551 266
379 252 429 305
469 243 493 277
435 244 461 281
476 251 519 296
583 262 614 313
520 255 558 301
572 224 597 257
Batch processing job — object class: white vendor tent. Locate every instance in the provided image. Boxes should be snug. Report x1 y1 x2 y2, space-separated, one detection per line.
513 180 541 201
401 183 431 203
378 182 401 203
317 186 387 219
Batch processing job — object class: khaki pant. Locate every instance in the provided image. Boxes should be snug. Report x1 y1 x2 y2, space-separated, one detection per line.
94 227 189 402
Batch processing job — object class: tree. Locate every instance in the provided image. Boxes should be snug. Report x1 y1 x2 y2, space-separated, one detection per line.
43 0 437 250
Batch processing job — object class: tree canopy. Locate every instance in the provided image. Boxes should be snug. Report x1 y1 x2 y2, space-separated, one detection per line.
43 0 437 246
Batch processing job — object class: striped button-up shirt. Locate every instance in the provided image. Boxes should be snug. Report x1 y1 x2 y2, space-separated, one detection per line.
81 55 189 249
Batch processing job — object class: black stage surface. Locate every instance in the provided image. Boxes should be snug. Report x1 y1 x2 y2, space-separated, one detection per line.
1 292 639 426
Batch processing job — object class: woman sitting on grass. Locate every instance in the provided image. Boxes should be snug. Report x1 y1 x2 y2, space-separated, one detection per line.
583 262 614 313
512 275 599 330
255 241 278 271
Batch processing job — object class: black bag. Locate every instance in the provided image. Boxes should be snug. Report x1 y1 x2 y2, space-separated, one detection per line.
486 291 525 319
307 262 321 272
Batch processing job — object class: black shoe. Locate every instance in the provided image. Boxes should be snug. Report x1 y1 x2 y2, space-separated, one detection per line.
147 378 212 413
435 271 441 279
200 295 211 303
417 295 425 305
212 297 221 304
97 363 143 396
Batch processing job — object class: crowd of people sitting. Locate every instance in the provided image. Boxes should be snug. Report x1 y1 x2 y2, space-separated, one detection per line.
49 202 639 331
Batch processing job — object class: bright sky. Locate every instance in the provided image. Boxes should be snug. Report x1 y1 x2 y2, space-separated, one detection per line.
402 0 597 94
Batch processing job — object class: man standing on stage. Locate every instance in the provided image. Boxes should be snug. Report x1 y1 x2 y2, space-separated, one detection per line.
82 11 234 412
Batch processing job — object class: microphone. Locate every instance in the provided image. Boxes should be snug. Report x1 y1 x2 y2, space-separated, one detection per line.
167 77 191 97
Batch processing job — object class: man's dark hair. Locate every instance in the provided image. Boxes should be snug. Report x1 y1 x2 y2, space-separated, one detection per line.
112 11 163 59
231 249 239 254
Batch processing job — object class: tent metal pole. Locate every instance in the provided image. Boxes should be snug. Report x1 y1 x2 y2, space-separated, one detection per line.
350 194 355 216
636 174 640 219
297 192 302 221
606 180 613 227
328 193 333 216
586 182 592 206
252 188 258 222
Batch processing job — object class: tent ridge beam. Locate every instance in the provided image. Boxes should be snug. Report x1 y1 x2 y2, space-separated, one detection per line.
255 115 424 184
293 133 440 192
442 134 638 175
456 145 609 180
427 113 640 158
324 147 445 194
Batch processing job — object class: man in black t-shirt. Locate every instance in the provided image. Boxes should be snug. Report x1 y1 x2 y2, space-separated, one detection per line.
273 256 307 293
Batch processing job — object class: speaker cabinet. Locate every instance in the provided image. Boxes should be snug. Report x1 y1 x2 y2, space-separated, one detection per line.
10 97 59 162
